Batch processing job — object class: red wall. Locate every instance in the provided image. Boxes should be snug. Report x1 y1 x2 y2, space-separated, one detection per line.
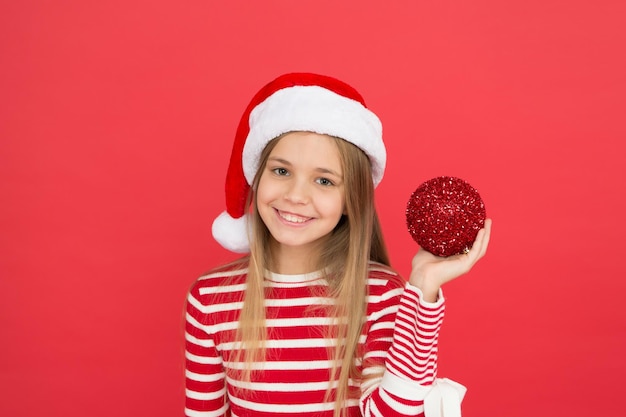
2 1 625 416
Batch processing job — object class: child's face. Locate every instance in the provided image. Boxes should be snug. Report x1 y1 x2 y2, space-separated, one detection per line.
257 131 345 254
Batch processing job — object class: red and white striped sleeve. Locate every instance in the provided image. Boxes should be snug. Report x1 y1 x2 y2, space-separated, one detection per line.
360 276 449 417
184 279 230 417
385 283 444 385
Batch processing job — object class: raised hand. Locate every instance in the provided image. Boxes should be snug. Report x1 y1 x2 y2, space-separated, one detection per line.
409 219 492 302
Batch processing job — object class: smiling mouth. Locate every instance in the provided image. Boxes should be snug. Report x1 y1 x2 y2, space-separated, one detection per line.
277 210 312 224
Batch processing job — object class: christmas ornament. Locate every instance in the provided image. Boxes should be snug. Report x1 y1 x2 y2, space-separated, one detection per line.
406 176 486 257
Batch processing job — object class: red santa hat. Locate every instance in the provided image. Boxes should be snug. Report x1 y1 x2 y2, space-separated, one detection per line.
212 72 386 253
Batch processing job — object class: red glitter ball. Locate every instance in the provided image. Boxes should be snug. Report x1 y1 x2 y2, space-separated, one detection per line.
406 176 486 257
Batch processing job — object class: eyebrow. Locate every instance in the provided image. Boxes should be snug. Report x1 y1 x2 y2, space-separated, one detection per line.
268 157 343 178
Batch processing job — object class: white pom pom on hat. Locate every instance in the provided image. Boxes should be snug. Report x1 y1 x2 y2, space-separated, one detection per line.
212 72 386 253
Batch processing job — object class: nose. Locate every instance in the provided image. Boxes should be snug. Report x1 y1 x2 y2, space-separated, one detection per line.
284 178 310 204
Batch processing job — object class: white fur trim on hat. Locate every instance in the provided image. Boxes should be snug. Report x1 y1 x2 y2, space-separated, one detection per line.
211 211 250 253
242 85 386 186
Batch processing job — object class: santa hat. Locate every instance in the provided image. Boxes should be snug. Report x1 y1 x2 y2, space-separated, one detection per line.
212 72 386 253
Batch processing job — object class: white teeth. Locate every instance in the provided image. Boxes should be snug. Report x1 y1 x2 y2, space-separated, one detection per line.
279 212 309 223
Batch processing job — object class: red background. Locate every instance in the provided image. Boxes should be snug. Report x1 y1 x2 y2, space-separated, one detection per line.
1 1 625 416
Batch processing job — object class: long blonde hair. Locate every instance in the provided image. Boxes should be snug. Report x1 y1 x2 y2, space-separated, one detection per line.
237 134 390 417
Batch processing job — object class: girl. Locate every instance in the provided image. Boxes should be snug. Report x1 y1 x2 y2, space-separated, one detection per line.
185 73 491 417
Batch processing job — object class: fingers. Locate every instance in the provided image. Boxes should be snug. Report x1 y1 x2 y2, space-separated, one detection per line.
480 218 492 257
469 218 492 262
412 218 492 264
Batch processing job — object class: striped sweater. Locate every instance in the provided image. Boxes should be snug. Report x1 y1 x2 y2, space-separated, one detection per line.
185 261 445 417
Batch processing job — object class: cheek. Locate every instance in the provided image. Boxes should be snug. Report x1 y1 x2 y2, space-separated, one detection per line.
318 193 345 218
255 175 273 203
